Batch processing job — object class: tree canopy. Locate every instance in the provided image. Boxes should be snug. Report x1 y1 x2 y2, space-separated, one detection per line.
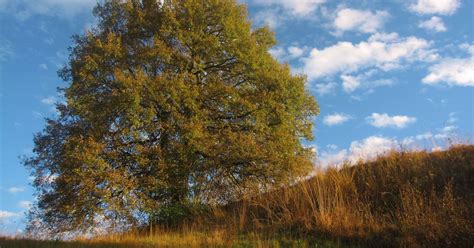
24 0 319 234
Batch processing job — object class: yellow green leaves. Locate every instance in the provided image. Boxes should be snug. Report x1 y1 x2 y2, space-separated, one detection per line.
25 0 319 234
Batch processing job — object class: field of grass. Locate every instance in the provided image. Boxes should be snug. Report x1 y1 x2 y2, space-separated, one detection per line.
2 145 473 247
0 232 356 248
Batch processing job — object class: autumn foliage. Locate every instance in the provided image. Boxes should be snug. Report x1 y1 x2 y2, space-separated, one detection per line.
24 0 318 235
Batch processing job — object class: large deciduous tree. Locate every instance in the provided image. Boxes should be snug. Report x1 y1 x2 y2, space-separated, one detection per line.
25 0 319 234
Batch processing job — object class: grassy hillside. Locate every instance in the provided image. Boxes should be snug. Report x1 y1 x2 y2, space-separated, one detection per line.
2 145 473 247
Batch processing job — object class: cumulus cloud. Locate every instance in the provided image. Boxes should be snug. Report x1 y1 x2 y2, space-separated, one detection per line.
422 58 474 86
319 136 397 166
287 46 305 59
253 0 325 16
302 33 437 80
319 114 463 167
1 0 96 20
409 0 460 15
367 113 417 128
8 187 25 194
349 136 397 162
418 16 447 32
334 8 389 34
323 113 351 126
319 149 349 166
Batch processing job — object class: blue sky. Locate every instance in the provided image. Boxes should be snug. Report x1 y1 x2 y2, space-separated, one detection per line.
0 0 473 235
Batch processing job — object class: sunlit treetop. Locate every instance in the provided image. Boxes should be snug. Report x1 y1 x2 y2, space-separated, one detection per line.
24 0 319 235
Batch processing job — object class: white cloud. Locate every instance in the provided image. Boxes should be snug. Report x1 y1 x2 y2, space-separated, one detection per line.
302 33 436 80
268 47 285 60
253 0 325 16
0 210 19 220
319 113 463 167
326 144 338 150
323 113 351 126
313 82 337 96
349 136 397 162
459 43 474 55
319 149 348 166
410 0 460 15
319 136 397 166
269 46 306 61
1 0 96 20
440 125 457 133
341 74 361 92
41 96 56 105
287 46 305 59
367 113 417 128
402 122 459 147
340 72 395 94
253 9 281 29
8 187 25 194
418 16 447 32
422 58 474 86
334 8 389 34
18 201 32 210
447 112 457 124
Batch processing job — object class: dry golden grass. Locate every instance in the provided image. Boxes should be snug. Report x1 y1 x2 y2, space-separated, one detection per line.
2 145 473 247
196 144 474 247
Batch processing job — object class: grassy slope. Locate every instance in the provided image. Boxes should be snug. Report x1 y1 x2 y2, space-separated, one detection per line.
2 145 473 247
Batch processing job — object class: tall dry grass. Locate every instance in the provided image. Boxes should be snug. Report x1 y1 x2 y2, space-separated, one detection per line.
195 144 474 247
2 145 472 247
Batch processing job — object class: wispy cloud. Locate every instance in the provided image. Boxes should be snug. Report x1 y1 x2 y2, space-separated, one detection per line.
39 63 48 70
7 187 25 194
341 75 361 93
252 0 325 17
1 0 96 20
313 82 337 96
32 111 43 119
18 201 32 210
269 45 307 61
41 96 56 105
0 210 20 220
0 39 13 62
253 9 281 29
